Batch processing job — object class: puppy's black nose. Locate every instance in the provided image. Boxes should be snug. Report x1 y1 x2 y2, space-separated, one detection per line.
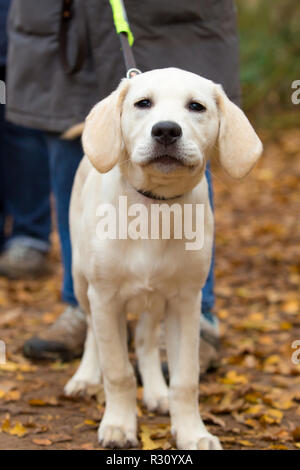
151 121 182 146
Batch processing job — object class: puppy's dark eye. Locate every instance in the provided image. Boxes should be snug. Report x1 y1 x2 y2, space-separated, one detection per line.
134 99 152 109
188 102 206 112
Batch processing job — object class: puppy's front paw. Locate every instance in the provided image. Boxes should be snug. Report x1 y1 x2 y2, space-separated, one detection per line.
176 431 222 450
195 433 222 450
64 376 102 397
98 423 138 449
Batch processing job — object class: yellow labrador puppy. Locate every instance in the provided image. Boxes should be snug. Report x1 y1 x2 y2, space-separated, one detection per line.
64 68 262 450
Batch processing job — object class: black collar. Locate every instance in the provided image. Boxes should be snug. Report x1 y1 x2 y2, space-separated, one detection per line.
137 189 182 200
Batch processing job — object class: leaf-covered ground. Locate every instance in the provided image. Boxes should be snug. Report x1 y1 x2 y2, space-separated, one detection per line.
0 129 300 450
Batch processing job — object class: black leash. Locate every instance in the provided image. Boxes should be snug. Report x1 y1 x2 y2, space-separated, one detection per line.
109 0 142 78
119 32 141 78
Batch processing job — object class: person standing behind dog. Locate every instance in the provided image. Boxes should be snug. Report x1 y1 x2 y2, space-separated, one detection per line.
0 0 51 279
5 0 240 369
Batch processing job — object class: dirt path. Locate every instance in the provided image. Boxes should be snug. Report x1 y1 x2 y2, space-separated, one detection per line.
0 129 300 450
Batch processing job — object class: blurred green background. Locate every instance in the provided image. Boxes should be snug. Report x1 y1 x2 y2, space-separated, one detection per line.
236 0 300 128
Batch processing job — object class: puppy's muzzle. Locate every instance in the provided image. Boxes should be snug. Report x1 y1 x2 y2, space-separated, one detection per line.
141 121 196 170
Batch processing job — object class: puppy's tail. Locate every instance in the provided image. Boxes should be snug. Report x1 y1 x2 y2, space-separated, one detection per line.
61 122 84 140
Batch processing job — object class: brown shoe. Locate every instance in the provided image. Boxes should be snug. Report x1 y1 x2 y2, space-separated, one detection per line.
0 243 50 279
23 306 87 361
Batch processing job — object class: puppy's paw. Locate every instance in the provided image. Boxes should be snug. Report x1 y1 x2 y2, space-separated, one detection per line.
176 431 222 450
143 393 169 415
195 433 222 450
98 424 138 449
64 376 102 397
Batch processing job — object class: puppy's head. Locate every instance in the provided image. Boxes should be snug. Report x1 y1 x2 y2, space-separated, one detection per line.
82 68 262 197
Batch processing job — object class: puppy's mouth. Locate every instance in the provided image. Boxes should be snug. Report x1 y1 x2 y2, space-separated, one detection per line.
144 155 198 174
149 154 184 166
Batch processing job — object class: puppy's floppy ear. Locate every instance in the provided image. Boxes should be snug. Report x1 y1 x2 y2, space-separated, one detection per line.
82 79 130 173
215 85 263 179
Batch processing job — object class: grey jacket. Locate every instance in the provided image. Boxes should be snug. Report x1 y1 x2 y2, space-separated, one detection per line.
6 0 240 133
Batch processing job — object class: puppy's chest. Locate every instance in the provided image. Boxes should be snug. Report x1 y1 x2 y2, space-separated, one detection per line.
101 237 205 300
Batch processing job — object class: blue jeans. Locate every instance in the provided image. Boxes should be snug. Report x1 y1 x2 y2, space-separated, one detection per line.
44 136 215 312
202 167 215 313
0 87 51 253
45 134 83 305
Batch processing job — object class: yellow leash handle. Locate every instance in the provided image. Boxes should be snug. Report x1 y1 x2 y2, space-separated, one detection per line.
109 0 134 46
